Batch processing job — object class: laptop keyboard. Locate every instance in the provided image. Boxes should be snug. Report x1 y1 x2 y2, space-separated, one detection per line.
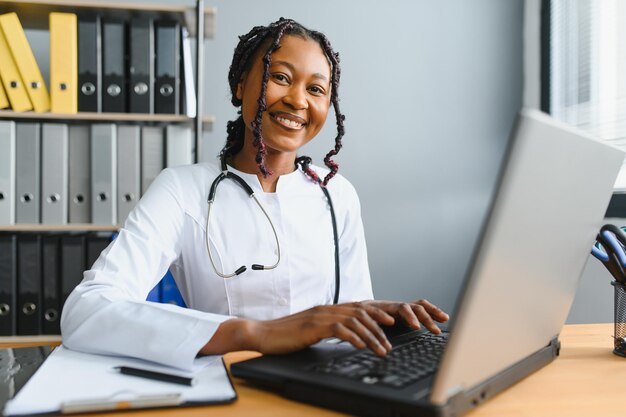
312 331 448 389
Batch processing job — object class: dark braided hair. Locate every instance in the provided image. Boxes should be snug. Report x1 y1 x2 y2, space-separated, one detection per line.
221 18 345 186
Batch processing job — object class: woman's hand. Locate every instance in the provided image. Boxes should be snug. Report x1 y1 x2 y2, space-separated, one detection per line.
200 299 449 357
253 299 449 356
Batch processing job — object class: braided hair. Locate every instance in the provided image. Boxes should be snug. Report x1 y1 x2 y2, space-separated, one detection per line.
221 18 345 186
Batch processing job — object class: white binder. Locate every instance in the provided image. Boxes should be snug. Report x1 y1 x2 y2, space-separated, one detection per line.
165 125 193 168
41 124 69 224
68 125 91 223
0 121 16 225
140 126 164 195
117 125 140 224
15 124 41 224
90 124 117 225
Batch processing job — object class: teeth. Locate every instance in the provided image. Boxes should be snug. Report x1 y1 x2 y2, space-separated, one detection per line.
276 116 303 128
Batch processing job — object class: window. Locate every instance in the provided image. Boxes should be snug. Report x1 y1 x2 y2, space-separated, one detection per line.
545 0 626 187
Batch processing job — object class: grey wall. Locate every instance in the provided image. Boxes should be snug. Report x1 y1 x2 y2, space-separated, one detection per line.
202 0 524 314
26 0 525 316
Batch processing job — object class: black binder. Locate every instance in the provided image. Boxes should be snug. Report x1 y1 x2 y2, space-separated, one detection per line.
129 18 154 114
16 235 41 336
155 21 180 114
86 232 112 270
78 16 102 112
61 234 86 309
41 235 61 335
102 20 127 113
0 235 17 336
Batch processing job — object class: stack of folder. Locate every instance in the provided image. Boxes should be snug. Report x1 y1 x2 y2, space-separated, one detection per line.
0 120 194 226
0 231 186 337
0 11 195 115
0 231 113 336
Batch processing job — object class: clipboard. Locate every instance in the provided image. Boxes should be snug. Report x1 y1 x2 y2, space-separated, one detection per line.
3 346 237 416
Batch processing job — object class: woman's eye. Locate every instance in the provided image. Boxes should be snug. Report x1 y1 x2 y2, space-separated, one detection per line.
309 86 326 95
272 73 289 83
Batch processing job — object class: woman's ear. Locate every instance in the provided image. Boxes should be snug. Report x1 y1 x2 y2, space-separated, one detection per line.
236 76 245 101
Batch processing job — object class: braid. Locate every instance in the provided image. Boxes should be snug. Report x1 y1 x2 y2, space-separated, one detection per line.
224 18 346 185
251 21 293 177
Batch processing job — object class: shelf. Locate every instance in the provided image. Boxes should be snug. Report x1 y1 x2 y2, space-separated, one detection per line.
0 110 199 123
0 335 61 346
0 224 120 232
0 0 216 38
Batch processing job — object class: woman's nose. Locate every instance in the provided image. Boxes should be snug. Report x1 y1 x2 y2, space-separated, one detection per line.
283 86 308 110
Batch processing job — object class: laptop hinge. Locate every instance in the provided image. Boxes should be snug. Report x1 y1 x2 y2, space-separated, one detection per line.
439 336 560 417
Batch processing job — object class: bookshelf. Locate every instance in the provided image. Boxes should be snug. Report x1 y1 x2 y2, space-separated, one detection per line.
0 0 213 341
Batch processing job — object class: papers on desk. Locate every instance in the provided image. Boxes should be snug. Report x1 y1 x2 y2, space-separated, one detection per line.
3 346 237 416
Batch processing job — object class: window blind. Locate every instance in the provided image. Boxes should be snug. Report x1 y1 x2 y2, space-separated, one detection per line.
548 0 626 188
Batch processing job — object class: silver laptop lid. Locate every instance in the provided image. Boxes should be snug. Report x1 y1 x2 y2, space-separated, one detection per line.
430 109 624 405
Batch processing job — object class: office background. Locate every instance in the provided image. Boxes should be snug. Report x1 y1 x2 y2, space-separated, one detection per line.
25 0 613 323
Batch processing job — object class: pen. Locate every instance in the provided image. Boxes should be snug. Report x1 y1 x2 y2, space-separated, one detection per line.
114 366 193 386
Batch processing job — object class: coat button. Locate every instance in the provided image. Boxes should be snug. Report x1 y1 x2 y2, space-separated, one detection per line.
278 298 288 306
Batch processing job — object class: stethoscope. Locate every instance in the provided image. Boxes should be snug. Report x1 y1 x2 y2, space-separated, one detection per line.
205 157 341 304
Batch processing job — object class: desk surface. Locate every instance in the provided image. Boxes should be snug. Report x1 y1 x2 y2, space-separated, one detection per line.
4 323 623 417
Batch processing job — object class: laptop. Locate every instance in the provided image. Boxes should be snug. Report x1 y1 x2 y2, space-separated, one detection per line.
0 346 52 411
231 109 625 416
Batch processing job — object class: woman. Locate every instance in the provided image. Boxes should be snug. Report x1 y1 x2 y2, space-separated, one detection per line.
61 18 448 371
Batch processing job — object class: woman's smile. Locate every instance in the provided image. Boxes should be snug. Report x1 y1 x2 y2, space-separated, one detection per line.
269 112 307 130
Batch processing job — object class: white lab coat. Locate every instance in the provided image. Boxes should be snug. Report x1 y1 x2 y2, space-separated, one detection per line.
60 162 373 371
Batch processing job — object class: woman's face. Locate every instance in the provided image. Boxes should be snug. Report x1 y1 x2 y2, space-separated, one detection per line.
237 35 332 155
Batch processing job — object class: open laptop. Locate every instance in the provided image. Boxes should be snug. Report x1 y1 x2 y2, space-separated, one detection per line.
231 109 625 417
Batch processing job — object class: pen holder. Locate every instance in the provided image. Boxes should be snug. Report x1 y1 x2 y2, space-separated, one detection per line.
612 281 626 357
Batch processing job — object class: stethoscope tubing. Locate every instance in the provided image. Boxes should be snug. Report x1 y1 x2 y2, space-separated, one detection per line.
205 164 340 303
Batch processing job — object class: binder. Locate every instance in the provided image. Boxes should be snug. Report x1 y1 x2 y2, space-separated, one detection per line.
50 13 78 114
16 234 41 335
102 20 126 113
166 125 193 167
181 26 196 118
68 125 91 223
129 18 154 113
0 234 17 336
15 123 41 224
0 13 50 112
155 21 180 114
0 79 8 109
140 126 164 194
41 234 61 335
60 234 85 308
0 21 31 112
117 125 140 224
78 16 101 112
0 121 16 225
86 232 111 270
90 124 117 225
41 124 69 224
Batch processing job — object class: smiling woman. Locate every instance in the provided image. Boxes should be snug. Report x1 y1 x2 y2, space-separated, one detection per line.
60 17 448 370
222 18 345 190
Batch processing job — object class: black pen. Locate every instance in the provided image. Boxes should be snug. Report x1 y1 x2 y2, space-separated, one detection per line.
114 366 193 386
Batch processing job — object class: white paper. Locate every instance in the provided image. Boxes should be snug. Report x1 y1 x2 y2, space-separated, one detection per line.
4 346 236 416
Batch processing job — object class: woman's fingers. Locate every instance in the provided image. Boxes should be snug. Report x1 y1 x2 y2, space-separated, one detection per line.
340 316 389 356
414 299 450 323
410 304 441 334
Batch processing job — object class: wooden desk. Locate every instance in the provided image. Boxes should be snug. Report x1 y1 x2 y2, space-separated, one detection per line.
5 323 623 417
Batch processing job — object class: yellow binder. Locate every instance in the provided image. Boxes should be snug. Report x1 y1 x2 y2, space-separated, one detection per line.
0 76 8 109
0 12 50 112
50 12 77 114
0 27 32 112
